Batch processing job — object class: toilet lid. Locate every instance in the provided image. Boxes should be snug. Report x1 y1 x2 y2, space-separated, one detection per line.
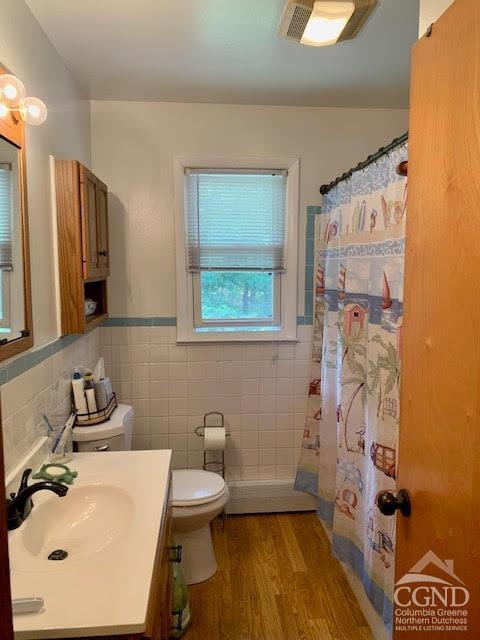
172 469 226 506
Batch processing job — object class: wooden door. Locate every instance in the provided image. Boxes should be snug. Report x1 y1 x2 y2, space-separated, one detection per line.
394 0 480 636
0 405 14 640
79 164 101 280
96 179 110 278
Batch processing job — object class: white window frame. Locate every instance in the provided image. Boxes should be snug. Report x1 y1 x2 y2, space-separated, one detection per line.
174 156 299 343
0 269 10 330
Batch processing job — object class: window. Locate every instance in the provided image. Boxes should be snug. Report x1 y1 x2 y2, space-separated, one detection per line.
174 157 299 342
195 271 279 328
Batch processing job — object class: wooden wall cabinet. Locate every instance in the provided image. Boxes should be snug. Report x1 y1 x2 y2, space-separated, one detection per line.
55 160 110 334
80 165 109 280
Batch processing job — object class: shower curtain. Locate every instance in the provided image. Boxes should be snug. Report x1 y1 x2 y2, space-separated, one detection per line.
295 141 407 631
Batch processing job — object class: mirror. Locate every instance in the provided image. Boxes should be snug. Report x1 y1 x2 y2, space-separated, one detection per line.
0 76 33 362
0 139 25 339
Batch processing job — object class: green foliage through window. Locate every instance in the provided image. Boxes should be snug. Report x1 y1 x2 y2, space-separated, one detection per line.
200 271 273 321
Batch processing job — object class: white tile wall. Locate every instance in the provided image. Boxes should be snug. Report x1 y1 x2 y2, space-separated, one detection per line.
1 331 100 475
99 325 313 482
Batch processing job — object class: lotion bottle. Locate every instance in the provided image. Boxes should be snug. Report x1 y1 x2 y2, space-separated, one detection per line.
72 368 88 418
84 370 98 414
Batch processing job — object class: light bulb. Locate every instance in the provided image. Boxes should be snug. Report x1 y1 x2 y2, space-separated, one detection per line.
3 84 17 100
0 103 8 118
301 1 355 47
19 97 48 125
0 74 26 108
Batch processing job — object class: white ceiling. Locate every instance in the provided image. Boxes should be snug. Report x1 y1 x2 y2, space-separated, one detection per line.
25 0 418 108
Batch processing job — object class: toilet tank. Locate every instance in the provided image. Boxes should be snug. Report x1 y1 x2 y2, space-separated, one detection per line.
72 404 134 452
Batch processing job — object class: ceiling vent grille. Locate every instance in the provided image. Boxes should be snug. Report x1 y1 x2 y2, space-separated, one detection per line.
279 0 313 41
277 0 377 44
278 1 315 41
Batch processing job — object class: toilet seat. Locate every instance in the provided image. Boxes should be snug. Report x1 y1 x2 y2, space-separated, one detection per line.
172 469 226 507
172 471 230 584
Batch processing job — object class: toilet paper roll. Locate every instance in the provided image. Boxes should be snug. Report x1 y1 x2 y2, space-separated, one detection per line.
203 427 226 451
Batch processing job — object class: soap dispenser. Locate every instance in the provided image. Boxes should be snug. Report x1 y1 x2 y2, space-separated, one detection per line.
71 368 88 417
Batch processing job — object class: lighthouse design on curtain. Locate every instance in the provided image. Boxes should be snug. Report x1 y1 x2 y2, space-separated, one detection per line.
295 141 407 632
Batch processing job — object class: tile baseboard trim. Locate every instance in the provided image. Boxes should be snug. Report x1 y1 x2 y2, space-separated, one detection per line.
104 316 313 327
0 333 84 386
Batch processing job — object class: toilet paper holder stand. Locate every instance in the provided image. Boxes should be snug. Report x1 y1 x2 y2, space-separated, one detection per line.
194 411 230 478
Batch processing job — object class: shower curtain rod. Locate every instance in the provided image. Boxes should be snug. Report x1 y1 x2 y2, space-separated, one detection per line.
319 131 409 195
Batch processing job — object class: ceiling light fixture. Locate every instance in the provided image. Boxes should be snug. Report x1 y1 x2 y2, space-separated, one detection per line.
277 0 378 47
0 72 47 125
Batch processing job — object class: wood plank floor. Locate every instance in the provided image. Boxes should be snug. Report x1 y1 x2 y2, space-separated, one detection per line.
185 513 372 640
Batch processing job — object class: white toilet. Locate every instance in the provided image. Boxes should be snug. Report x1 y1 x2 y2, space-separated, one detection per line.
171 469 229 584
72 404 134 451
73 404 229 585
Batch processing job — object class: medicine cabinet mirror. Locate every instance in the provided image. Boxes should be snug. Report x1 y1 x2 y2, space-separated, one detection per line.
0 69 33 361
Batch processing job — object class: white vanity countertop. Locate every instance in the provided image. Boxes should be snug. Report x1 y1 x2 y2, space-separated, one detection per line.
9 450 172 639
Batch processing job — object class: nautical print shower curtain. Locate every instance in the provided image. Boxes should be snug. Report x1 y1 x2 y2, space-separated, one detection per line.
295 141 407 631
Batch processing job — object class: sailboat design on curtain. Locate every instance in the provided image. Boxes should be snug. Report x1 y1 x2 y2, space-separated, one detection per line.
316 266 325 297
338 264 346 300
382 272 392 310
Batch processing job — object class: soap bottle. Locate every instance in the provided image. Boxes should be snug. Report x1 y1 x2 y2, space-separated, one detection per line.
84 370 98 414
72 368 88 419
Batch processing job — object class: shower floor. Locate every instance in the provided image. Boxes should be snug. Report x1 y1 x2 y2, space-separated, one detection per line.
185 512 372 640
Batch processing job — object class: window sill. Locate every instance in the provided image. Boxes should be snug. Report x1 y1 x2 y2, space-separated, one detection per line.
176 328 298 344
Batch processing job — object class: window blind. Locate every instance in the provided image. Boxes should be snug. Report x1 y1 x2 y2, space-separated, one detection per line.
185 169 287 272
0 164 13 270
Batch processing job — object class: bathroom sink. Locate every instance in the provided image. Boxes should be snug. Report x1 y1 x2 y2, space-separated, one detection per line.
11 484 135 570
10 450 172 638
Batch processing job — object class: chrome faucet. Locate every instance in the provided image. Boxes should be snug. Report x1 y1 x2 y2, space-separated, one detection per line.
6 468 68 531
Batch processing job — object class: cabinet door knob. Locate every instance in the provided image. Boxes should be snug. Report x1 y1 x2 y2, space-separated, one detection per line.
98 250 109 257
169 544 182 563
376 489 411 517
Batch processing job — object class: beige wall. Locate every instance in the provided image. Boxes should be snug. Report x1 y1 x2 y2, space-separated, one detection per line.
0 0 91 349
419 0 455 35
90 101 409 318
0 0 92 475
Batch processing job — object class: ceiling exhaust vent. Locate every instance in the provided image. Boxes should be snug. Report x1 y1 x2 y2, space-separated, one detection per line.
277 0 378 46
281 1 315 41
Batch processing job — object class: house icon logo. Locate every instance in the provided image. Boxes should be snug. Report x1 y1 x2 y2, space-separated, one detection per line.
394 551 469 633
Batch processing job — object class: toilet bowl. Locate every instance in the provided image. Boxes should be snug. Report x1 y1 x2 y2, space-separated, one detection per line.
73 404 229 584
172 469 229 585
